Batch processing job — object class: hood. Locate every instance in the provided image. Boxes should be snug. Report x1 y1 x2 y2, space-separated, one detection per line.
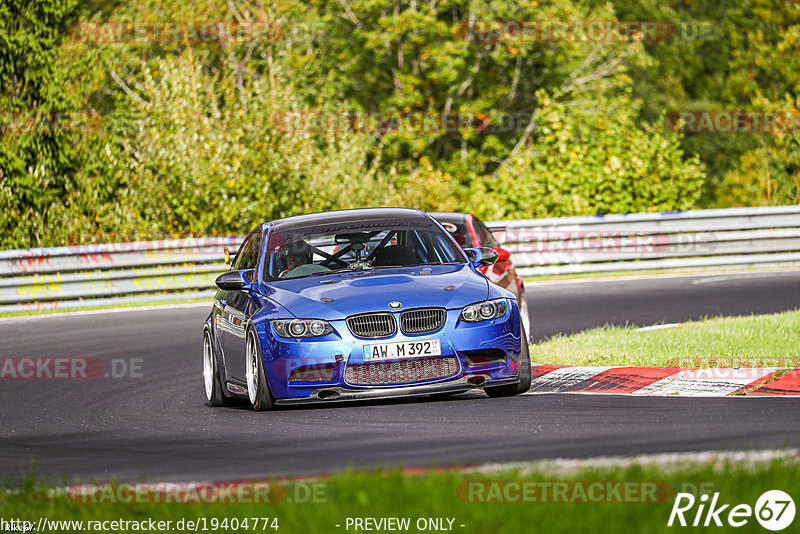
261 264 489 320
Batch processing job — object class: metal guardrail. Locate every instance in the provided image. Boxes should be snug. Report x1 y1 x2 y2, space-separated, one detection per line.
486 205 800 277
0 237 243 313
1 206 799 313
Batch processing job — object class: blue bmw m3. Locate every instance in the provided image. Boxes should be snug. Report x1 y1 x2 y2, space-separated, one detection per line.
203 208 531 410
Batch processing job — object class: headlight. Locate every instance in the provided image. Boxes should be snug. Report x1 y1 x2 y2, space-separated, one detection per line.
273 319 333 338
460 299 508 322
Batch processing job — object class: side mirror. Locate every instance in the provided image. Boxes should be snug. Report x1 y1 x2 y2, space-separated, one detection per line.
464 247 499 268
215 270 252 291
224 247 231 266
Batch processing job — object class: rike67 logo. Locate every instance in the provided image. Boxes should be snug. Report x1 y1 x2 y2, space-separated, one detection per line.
668 490 796 531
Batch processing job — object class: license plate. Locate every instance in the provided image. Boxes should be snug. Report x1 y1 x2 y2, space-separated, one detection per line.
363 339 441 361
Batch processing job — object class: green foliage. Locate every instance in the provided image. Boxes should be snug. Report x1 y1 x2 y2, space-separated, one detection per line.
471 88 705 219
1 0 722 249
713 13 800 206
102 52 463 238
109 53 376 236
4 461 800 534
308 0 651 178
0 0 81 247
602 0 800 206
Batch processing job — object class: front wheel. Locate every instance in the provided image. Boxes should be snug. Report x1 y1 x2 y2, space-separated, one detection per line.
485 323 532 398
518 286 534 344
203 330 227 406
246 329 274 411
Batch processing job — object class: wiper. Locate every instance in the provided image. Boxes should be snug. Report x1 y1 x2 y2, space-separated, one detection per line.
419 261 462 266
373 261 461 269
308 262 461 276
308 266 366 276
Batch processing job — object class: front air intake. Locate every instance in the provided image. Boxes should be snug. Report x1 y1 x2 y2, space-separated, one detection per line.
399 307 446 335
346 312 397 338
345 357 459 385
463 349 507 367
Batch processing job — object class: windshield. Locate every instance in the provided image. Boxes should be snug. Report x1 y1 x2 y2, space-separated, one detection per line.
263 217 466 281
434 218 474 248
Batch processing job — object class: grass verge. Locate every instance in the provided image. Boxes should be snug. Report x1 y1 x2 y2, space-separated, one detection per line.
2 459 797 533
531 309 800 368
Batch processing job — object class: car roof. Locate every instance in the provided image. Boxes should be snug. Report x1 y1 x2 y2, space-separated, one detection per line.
265 208 432 232
428 212 470 223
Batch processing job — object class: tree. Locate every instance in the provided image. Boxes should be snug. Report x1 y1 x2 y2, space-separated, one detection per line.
0 0 82 247
470 87 705 219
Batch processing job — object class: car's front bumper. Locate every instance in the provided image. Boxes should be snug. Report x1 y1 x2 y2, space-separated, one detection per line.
274 374 519 405
255 301 524 401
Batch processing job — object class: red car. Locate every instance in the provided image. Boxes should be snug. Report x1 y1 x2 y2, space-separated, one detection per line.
430 212 532 342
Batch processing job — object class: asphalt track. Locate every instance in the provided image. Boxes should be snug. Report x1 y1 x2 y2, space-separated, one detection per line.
1 270 799 484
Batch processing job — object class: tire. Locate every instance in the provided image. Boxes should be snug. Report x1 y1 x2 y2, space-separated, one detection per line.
485 322 532 398
203 330 226 407
518 285 534 344
245 328 274 411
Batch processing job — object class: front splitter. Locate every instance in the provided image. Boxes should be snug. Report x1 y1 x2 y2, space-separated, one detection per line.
274 375 519 405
